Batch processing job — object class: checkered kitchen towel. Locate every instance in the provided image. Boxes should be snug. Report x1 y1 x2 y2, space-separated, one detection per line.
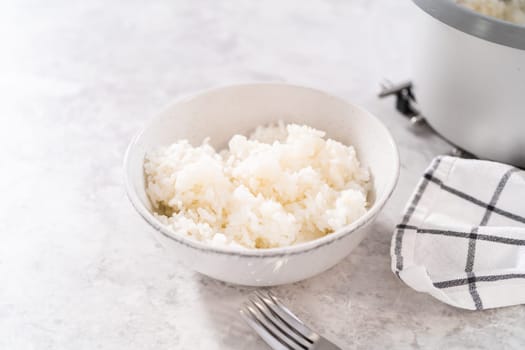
391 156 525 310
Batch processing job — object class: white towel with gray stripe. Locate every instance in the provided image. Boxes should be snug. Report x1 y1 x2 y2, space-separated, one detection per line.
391 156 525 310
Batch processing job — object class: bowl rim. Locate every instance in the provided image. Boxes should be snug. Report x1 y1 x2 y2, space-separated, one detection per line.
123 82 400 258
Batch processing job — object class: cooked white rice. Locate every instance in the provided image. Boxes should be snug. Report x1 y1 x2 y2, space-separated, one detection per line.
144 122 370 249
456 0 525 24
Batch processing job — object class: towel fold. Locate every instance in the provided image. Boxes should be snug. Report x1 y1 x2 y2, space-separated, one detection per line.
391 156 525 310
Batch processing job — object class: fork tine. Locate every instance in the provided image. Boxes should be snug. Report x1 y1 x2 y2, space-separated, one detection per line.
267 291 308 324
255 291 319 342
240 303 299 350
246 301 305 350
249 296 311 349
240 307 289 350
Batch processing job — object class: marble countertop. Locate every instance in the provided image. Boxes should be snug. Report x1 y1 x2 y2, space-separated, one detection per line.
2 0 524 349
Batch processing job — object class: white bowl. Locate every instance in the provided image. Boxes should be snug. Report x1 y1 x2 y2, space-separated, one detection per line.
124 83 399 286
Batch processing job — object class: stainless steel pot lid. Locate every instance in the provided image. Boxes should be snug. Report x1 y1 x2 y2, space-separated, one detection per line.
413 0 525 50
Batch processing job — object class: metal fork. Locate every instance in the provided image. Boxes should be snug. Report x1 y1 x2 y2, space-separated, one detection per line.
239 291 342 350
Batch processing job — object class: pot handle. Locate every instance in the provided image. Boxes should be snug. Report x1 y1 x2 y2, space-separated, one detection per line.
379 80 476 159
379 80 424 125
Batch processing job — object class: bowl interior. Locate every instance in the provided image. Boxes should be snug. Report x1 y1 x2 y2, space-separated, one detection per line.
125 84 398 250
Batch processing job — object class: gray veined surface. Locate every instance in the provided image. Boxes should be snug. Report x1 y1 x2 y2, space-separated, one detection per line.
1 0 524 349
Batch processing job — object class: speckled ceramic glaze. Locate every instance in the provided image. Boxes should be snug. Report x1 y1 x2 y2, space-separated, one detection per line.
124 83 399 286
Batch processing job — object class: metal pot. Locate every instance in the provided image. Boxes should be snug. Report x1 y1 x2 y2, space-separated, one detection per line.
411 0 525 167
